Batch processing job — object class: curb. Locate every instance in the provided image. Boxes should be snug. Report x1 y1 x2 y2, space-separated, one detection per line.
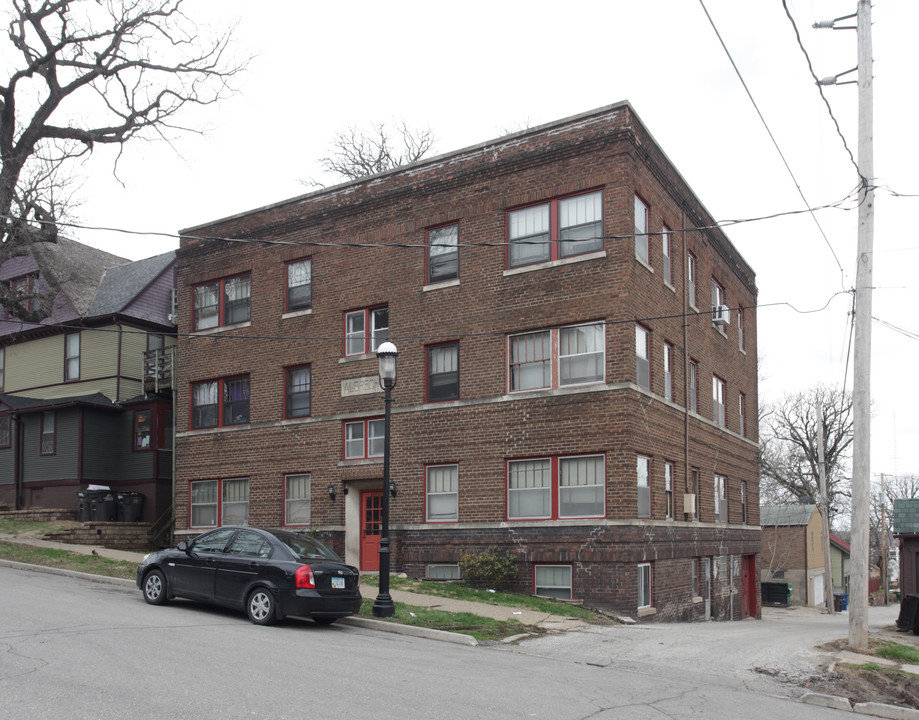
339 616 478 646
1 559 479 645
0 558 136 588
800 691 919 719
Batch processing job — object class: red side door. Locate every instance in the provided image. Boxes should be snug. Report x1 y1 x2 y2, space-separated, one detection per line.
742 555 757 618
360 490 383 571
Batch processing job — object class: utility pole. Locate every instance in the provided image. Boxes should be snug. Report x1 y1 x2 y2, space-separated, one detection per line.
817 416 834 614
816 0 873 648
850 0 874 649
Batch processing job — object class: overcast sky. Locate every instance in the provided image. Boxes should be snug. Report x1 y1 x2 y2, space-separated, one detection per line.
48 1 919 480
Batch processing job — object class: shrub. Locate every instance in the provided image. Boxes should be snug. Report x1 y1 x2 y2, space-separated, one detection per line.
459 548 518 589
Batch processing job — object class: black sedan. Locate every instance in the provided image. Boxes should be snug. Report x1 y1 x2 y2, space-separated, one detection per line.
137 527 362 625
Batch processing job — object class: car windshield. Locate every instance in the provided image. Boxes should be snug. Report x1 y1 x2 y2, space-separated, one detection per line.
273 530 343 562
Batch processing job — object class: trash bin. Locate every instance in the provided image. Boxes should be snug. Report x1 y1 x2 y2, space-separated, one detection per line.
116 491 145 522
76 490 91 522
90 490 118 522
896 594 919 632
834 593 847 612
761 581 791 607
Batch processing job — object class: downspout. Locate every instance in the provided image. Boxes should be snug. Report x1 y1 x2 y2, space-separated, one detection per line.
682 203 691 516
114 319 123 401
14 412 22 510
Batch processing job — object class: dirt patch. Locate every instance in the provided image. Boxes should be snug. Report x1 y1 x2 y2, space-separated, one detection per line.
770 636 919 709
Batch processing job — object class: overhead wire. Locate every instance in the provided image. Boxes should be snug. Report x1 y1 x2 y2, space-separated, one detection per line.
697 0 848 290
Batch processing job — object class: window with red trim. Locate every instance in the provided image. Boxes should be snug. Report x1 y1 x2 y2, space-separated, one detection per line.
507 190 603 268
344 306 388 357
343 417 384 460
427 342 458 402
427 223 458 283
285 258 312 313
507 454 604 520
509 322 604 392
191 376 249 429
285 366 311 418
190 478 249 528
193 273 250 331
634 195 649 263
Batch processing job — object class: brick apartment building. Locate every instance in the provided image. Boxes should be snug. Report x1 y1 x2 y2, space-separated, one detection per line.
174 102 760 621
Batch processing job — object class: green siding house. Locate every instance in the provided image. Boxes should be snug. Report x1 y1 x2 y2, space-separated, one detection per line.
0 237 176 527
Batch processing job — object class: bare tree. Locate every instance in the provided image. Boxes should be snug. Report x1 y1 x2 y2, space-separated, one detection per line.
313 121 435 182
759 385 854 518
0 0 244 321
871 473 919 573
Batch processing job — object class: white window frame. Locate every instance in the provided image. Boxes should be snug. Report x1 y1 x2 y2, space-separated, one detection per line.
711 278 725 330
559 455 605 518
638 563 652 609
739 393 746 437
190 479 218 528
285 258 312 313
687 252 697 308
345 307 389 357
427 564 460 580
689 360 698 413
637 454 651 518
509 322 605 392
426 464 458 523
635 325 650 390
507 458 551 520
737 307 745 351
222 478 250 526
713 375 726 427
427 223 459 283
714 474 727 523
284 473 311 526
634 195 649 264
662 225 672 285
534 564 573 600
344 418 385 460
665 462 674 520
663 342 672 401
64 332 80 382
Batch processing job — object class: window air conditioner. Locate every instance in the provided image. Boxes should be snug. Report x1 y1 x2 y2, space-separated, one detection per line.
712 305 730 326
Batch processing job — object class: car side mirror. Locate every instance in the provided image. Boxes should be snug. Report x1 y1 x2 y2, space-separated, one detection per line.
177 541 190 553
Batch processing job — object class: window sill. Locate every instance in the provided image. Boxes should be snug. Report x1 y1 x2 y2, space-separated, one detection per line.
635 255 654 274
282 308 313 320
339 353 377 364
337 458 383 467
739 347 746 356
191 321 251 336
713 325 728 339
689 303 699 313
638 606 657 618
664 281 676 294
503 250 606 277
423 278 460 292
691 596 704 604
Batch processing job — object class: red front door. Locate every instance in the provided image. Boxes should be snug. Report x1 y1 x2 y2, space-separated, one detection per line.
360 490 383 571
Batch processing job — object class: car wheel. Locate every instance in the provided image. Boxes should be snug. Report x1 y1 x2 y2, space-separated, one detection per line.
142 569 168 606
246 588 276 625
313 617 336 625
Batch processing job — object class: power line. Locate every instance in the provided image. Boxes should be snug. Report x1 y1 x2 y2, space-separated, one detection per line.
0 293 853 345
0 190 860 252
697 0 847 288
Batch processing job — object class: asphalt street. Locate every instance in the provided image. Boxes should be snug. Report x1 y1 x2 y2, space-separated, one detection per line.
0 564 886 720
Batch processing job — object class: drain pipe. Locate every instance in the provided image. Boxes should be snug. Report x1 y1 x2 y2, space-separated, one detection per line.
14 412 23 510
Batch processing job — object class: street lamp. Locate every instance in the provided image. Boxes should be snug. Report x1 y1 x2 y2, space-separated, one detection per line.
372 341 398 617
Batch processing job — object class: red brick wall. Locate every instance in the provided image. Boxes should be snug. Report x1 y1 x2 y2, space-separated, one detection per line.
173 103 760 620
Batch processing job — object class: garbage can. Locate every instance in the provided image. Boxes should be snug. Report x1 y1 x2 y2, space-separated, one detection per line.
76 490 92 522
896 594 919 632
761 581 791 607
834 593 847 612
116 491 145 522
90 490 118 522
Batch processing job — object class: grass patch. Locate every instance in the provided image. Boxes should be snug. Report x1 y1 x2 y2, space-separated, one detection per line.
355 598 531 642
361 574 605 622
0 541 138 580
876 642 919 664
0 519 81 537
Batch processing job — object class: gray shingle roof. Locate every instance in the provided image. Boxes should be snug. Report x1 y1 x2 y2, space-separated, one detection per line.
0 392 120 413
31 237 130 316
760 504 818 526
88 250 175 316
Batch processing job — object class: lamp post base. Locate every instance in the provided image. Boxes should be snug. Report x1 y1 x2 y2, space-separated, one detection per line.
372 593 395 618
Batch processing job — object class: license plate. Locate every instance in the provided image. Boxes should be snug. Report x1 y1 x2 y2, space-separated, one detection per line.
331 577 345 589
